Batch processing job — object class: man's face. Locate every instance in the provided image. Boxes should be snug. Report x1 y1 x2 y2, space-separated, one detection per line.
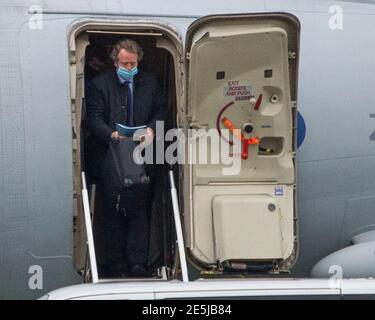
116 48 138 71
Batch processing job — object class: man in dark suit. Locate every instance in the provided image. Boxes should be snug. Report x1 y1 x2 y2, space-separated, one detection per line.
86 39 167 277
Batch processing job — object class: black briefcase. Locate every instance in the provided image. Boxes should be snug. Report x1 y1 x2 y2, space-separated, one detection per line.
101 139 150 215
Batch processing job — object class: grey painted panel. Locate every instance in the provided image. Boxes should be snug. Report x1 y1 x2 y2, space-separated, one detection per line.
0 5 32 300
28 0 375 17
19 17 81 298
292 155 375 276
0 6 81 298
296 11 375 162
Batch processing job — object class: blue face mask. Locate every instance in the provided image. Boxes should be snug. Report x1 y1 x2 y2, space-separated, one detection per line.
117 65 138 81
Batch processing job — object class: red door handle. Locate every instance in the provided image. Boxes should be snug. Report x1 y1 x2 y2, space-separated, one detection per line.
241 137 260 160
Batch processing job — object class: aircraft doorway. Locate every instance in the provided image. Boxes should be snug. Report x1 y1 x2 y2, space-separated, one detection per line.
70 24 182 280
70 14 300 282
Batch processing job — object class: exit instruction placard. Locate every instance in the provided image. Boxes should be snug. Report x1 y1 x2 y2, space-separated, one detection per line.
223 80 252 101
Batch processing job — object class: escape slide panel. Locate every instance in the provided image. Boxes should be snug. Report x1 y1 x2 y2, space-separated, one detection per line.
192 185 294 264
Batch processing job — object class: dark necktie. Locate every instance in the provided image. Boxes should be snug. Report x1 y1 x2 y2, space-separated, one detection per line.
125 80 133 126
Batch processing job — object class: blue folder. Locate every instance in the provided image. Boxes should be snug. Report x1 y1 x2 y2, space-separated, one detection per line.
116 123 147 137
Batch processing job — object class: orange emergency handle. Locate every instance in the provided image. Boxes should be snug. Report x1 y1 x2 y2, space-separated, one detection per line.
221 117 244 141
242 136 260 160
221 117 259 160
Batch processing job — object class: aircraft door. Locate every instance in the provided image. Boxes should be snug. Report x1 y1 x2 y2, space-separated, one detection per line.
183 13 300 273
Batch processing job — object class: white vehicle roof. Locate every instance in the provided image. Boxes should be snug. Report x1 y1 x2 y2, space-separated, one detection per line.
41 278 346 300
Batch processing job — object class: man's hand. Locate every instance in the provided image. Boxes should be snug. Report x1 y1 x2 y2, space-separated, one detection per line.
111 129 153 144
111 131 127 143
142 127 154 143
134 127 154 144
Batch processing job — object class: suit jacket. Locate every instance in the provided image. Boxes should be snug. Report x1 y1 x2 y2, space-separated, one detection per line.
86 68 167 144
85 68 167 181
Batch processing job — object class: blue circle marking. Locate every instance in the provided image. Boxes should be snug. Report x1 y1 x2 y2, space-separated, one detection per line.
297 111 306 148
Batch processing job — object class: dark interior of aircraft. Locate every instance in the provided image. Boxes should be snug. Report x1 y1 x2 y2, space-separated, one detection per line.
81 33 179 278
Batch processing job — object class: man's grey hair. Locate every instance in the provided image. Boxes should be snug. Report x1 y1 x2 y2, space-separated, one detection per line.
110 39 144 62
